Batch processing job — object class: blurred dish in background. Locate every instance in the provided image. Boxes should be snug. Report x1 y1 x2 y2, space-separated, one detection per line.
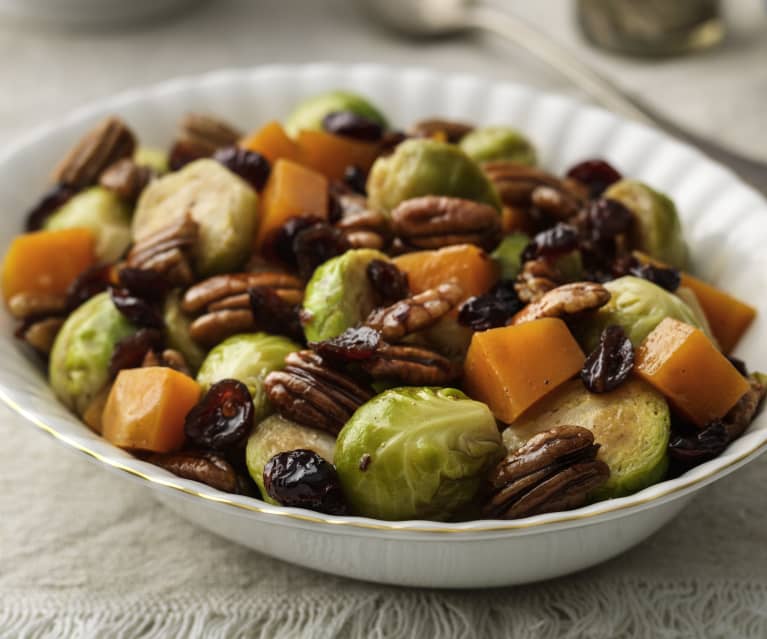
577 0 725 57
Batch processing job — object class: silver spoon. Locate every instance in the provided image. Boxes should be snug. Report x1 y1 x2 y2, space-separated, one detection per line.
363 0 766 193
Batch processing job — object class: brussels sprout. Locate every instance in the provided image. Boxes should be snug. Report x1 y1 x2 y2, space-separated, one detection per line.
459 126 537 165
49 292 137 416
574 276 713 351
335 387 503 521
196 333 300 422
44 186 132 262
367 139 501 216
284 90 387 137
134 146 169 174
491 233 530 280
675 286 716 344
505 378 670 498
245 414 336 503
604 179 688 269
163 290 207 374
132 159 258 276
302 248 388 342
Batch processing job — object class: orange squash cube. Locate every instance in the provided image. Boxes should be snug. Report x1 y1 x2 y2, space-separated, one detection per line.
2 228 95 303
635 317 749 427
393 244 499 301
102 367 201 453
296 129 379 181
240 121 301 165
464 318 585 424
254 159 328 253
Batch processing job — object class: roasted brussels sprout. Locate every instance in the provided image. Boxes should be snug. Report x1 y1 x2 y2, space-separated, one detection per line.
302 248 389 342
196 333 300 422
367 139 501 216
284 90 387 137
491 233 530 280
459 126 537 165
604 179 688 269
132 159 259 276
44 186 132 262
162 290 207 374
49 292 137 416
574 275 713 351
335 387 504 521
134 146 169 174
506 378 670 498
245 414 336 503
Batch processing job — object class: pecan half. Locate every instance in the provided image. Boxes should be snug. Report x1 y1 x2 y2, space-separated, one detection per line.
365 281 464 342
484 425 610 519
143 450 239 493
724 375 767 440
141 348 191 377
18 317 65 355
169 113 242 168
409 118 474 143
8 292 66 320
264 351 373 434
510 282 610 326
514 258 562 303
52 116 136 188
182 272 304 313
125 214 199 286
391 196 501 251
360 343 460 385
99 158 155 201
189 309 256 347
336 208 391 250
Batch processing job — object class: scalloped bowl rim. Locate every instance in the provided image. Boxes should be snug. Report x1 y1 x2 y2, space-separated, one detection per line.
1 63 765 536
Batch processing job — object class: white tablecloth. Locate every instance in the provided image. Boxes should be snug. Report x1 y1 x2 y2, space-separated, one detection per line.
2 1 766 637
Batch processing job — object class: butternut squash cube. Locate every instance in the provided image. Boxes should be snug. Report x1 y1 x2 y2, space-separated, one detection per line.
464 318 585 423
240 121 301 164
2 228 95 303
393 244 499 301
254 159 328 253
634 317 749 427
102 367 201 452
297 129 379 181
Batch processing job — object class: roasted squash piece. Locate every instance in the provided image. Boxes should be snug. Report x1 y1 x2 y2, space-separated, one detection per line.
296 129 379 181
634 317 750 427
240 121 301 164
2 228 95 303
254 159 328 252
102 367 201 452
464 318 585 423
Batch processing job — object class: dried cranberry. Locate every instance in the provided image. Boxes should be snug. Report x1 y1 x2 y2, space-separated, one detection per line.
293 223 350 280
65 263 113 311
108 328 163 377
628 262 681 292
248 286 304 342
184 379 254 450
118 267 170 302
109 287 163 329
25 184 79 231
566 159 622 198
343 165 367 195
366 259 409 306
583 198 634 241
263 449 348 515
458 281 524 332
213 146 271 191
310 326 381 362
581 325 634 393
522 223 579 262
168 139 206 171
727 356 749 378
322 111 383 142
270 216 323 265
669 419 730 467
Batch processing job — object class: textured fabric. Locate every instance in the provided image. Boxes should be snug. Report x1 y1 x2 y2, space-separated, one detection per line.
1 1 767 637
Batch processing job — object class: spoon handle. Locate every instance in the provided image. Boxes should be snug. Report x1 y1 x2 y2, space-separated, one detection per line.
466 5 766 193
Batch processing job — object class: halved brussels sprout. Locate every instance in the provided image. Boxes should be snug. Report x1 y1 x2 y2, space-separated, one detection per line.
367 139 501 216
196 333 300 422
604 179 688 269
459 126 537 165
44 186 132 262
574 275 713 351
284 90 387 137
245 414 336 503
491 233 530 280
302 248 389 342
335 387 503 521
163 290 207 374
134 146 169 174
49 292 137 416
132 159 258 276
505 378 670 498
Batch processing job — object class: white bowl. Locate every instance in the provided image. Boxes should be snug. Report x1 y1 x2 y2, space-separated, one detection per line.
1 64 765 589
